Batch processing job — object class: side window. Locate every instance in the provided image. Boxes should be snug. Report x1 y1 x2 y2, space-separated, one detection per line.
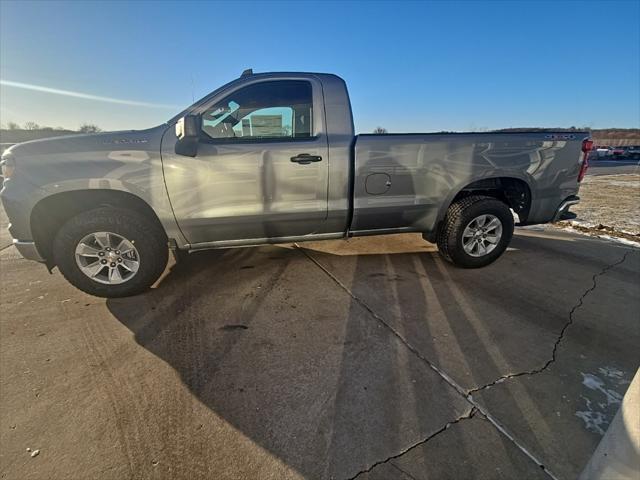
201 80 313 141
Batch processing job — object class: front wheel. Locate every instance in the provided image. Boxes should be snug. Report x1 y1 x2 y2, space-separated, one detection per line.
436 195 514 268
53 207 169 297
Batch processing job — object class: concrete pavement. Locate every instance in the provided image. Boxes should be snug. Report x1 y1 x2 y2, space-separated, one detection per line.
0 229 638 480
579 369 640 479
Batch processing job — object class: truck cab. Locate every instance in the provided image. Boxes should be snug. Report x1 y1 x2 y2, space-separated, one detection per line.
162 72 354 247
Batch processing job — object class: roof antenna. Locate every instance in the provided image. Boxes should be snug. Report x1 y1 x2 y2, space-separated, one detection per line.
190 74 195 103
241 68 253 77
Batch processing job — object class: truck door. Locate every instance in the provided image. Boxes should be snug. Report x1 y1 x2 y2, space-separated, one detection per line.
162 79 329 245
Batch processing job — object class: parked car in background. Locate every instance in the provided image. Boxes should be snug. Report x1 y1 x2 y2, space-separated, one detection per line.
611 146 627 159
623 145 640 159
594 145 613 158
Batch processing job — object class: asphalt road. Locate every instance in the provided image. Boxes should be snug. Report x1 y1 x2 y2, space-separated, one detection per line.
0 229 638 480
588 158 639 176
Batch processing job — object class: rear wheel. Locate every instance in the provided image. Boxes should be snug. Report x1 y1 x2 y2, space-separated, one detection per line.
436 195 514 268
53 207 168 297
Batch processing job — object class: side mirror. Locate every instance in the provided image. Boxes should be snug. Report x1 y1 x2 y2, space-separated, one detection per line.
175 115 200 157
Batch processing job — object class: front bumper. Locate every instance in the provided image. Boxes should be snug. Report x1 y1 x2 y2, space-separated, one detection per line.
2 175 45 262
552 195 580 222
12 239 45 262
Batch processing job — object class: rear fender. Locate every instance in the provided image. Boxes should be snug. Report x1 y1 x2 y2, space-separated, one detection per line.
434 173 535 230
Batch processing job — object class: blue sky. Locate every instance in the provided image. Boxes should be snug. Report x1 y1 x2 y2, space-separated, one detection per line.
1 0 638 132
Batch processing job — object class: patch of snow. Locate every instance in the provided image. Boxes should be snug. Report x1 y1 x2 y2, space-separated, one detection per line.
598 367 624 380
575 409 608 435
575 368 630 436
581 373 623 406
555 226 640 247
591 234 640 248
565 220 639 238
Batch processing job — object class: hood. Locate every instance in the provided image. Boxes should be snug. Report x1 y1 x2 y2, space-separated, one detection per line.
1 125 171 189
2 126 167 159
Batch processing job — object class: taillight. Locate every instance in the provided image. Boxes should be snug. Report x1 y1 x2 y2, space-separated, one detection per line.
578 139 592 182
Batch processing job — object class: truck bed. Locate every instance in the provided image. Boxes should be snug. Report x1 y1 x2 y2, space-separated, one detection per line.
350 131 589 235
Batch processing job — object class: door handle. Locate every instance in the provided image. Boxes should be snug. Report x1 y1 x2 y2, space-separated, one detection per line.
290 153 322 165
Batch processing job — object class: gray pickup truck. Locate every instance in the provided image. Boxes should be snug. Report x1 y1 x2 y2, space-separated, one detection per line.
1 70 592 297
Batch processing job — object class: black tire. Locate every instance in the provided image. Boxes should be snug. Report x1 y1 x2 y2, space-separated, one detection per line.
53 207 168 297
436 195 514 268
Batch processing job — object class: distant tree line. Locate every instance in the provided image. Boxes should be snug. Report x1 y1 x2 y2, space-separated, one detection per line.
369 127 638 138
2 121 101 133
492 127 640 138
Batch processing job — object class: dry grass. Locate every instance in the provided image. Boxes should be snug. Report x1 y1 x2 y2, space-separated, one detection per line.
555 174 640 243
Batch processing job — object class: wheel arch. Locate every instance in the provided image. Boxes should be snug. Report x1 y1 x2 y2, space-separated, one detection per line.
31 189 168 268
427 176 532 242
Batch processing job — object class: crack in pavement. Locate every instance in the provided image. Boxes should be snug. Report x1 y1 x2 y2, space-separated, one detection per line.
346 408 477 480
467 249 632 396
296 246 560 480
388 462 420 480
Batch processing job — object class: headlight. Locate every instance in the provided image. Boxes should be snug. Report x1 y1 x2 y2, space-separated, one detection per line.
0 156 15 180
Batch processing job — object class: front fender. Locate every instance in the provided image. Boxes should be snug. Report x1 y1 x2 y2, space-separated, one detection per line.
34 178 187 248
